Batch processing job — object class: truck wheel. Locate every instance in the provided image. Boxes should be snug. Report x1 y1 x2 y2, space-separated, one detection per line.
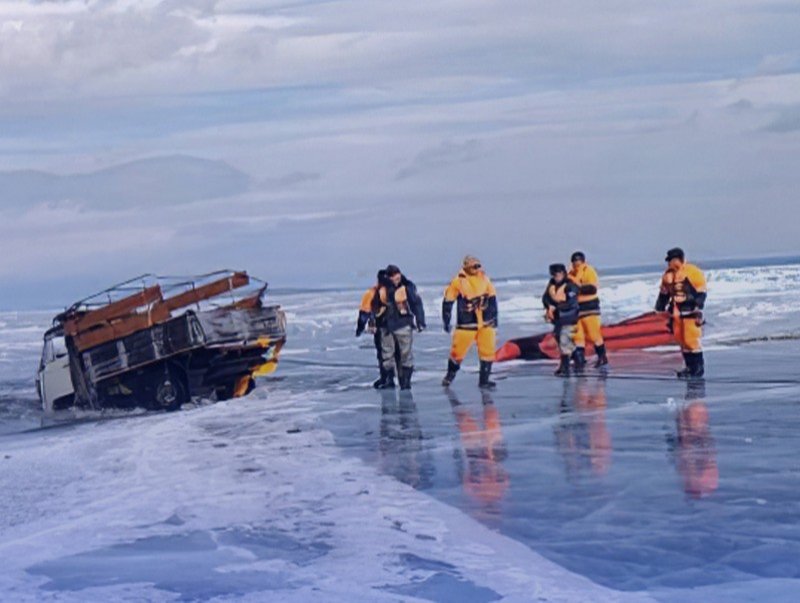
154 365 188 411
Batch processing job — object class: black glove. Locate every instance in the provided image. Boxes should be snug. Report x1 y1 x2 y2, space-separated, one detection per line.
355 327 364 337
418 323 426 333
694 311 705 326
443 322 452 333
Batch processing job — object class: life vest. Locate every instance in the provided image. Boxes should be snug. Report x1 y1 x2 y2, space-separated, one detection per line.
444 271 498 329
568 263 600 316
661 263 706 316
547 281 567 304
544 280 580 326
359 287 377 313
379 285 410 317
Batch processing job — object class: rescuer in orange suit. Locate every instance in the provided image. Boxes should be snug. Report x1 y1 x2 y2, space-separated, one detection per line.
568 251 608 369
441 256 499 389
655 248 707 378
356 269 396 389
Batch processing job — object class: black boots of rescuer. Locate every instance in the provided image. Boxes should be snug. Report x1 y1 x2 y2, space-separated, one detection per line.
479 361 496 389
399 366 414 390
441 359 495 388
572 346 609 370
572 348 587 371
373 367 390 389
442 359 460 387
555 355 571 377
594 344 609 368
677 352 705 379
379 366 414 390
376 368 396 389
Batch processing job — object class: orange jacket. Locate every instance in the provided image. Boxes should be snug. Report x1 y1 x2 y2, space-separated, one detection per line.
656 263 707 316
568 263 601 316
443 271 498 330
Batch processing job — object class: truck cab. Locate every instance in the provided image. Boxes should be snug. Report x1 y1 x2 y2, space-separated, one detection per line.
36 326 75 413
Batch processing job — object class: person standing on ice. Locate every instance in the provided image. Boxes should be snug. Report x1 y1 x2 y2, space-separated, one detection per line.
568 251 608 369
543 263 581 377
656 247 707 378
356 269 394 389
441 256 499 389
375 265 426 391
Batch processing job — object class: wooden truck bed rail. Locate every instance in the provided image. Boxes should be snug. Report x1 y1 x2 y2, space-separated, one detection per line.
61 271 253 352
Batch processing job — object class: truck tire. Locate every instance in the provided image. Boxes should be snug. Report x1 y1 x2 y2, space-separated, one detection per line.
153 364 189 411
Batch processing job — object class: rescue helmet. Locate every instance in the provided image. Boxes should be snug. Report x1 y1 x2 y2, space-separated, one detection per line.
549 263 567 276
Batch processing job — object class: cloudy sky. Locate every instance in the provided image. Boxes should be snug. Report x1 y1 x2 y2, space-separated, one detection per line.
1 0 799 308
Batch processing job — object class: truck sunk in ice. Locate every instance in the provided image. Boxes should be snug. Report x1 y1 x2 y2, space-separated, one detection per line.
36 270 287 413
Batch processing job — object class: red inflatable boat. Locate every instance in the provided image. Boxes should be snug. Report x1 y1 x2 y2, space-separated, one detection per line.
495 311 674 362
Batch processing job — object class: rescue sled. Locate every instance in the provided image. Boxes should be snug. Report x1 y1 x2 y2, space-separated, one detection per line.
495 311 673 362
36 270 287 413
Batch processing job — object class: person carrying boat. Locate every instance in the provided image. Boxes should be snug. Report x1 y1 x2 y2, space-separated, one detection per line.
543 263 581 377
568 251 608 369
655 248 707 378
441 256 499 389
376 265 426 390
356 269 394 389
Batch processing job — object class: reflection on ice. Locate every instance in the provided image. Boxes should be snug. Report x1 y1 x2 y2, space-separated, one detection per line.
554 377 612 480
669 381 719 499
378 391 435 490
448 390 509 513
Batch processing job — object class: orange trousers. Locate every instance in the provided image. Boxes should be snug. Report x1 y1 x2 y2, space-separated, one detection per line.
450 327 497 363
573 314 604 347
673 316 702 353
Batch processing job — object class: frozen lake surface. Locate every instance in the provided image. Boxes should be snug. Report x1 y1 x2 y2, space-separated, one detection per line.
1 260 800 601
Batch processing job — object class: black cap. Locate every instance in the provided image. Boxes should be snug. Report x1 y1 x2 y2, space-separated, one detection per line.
385 264 401 276
549 263 567 276
665 248 685 262
571 251 586 263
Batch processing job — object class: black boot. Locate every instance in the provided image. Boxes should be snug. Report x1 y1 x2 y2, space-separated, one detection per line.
377 368 396 389
442 359 460 387
479 361 496 389
555 355 571 377
373 366 388 389
676 352 692 379
689 352 705 378
594 344 609 368
572 347 587 371
399 366 414 390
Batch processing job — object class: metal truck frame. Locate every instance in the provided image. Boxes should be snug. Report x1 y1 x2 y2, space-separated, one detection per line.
36 270 287 412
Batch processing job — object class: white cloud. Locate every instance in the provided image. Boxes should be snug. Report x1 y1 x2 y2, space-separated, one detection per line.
0 0 799 302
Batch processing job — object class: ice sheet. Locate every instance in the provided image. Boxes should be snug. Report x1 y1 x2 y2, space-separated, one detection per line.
0 390 648 602
2 261 800 601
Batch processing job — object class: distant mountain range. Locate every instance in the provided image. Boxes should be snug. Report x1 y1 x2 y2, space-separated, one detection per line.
0 155 252 209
